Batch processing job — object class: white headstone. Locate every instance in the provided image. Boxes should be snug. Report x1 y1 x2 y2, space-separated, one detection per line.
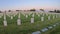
53 16 55 19
43 14 44 16
41 17 44 21
48 16 50 20
31 18 34 23
18 13 20 18
53 24 56 27
32 31 41 34
17 19 21 25
11 16 13 19
41 28 48 32
3 20 7 26
26 15 28 18
32 14 34 17
4 15 6 20
48 26 53 29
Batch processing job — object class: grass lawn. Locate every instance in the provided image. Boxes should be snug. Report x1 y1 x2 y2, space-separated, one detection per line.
0 12 60 34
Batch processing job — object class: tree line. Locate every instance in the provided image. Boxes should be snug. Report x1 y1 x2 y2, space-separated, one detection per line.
0 9 60 13
49 10 60 13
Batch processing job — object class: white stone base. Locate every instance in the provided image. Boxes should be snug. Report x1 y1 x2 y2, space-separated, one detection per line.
3 20 7 26
48 16 50 20
26 15 28 18
41 17 44 21
11 16 13 19
31 18 34 23
17 19 21 25
32 31 41 34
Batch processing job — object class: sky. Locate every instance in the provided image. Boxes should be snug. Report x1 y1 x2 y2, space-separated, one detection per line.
0 0 60 10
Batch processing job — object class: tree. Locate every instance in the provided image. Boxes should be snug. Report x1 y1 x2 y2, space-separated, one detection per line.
30 8 36 11
54 10 56 12
54 10 60 13
49 11 54 13
40 9 44 11
56 10 60 13
16 10 20 11
0 10 2 13
8 10 11 12
49 10 60 13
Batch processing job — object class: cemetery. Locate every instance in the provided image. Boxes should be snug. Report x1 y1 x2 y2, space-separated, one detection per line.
0 11 60 34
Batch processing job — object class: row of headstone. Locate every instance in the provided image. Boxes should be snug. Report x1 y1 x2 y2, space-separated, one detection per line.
3 12 7 26
2 12 60 26
31 13 60 34
3 20 7 26
32 22 60 34
31 13 34 23
31 13 57 23
35 13 58 21
41 28 48 32
32 31 41 34
17 13 21 25
48 16 50 20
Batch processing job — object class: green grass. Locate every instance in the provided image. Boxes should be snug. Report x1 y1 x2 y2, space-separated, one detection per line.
50 25 60 34
41 18 60 34
0 13 60 34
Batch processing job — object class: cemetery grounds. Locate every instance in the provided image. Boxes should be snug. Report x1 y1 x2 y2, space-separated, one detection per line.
0 11 60 34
